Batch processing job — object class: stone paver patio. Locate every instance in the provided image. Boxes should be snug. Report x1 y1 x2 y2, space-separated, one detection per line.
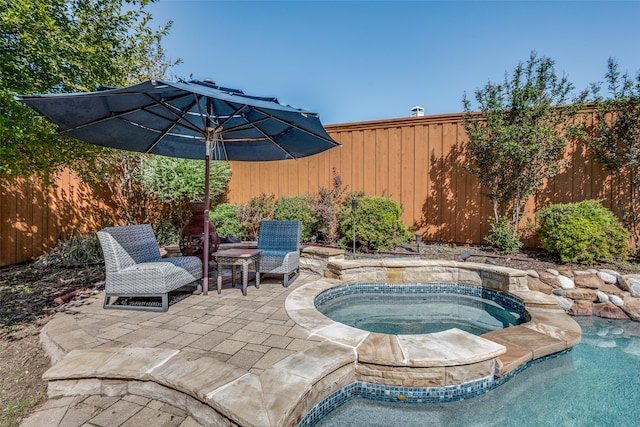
22 258 581 427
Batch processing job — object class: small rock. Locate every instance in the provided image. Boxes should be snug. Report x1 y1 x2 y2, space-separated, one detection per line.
557 265 574 278
527 276 553 294
568 300 593 316
600 283 624 298
538 271 561 288
556 296 574 311
600 269 620 278
552 288 566 296
619 275 640 298
609 294 625 307
621 297 640 321
485 259 496 265
526 270 539 278
597 271 617 284
546 268 559 276
565 288 597 301
557 275 575 290
574 274 604 289
593 302 629 320
596 291 610 303
573 270 594 276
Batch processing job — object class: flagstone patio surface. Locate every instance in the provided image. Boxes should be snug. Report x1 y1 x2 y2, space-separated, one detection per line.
22 261 580 427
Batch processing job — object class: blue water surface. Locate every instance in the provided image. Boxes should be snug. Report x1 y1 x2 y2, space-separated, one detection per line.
317 316 640 427
319 293 523 335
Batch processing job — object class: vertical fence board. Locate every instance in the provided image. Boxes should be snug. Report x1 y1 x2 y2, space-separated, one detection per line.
374 128 388 195
387 127 402 202
362 129 376 196
351 130 364 192
427 123 443 240
336 132 348 186
307 156 319 197
316 151 330 195
414 124 429 233
400 125 415 225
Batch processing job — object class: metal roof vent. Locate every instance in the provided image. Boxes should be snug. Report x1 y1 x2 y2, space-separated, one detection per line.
410 106 424 117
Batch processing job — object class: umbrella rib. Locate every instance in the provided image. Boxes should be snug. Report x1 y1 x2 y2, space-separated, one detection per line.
214 100 339 148
213 101 339 158
142 93 205 136
253 106 340 146
142 107 196 153
57 93 205 138
212 101 296 158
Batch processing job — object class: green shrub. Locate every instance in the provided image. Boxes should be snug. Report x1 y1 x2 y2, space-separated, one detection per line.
36 232 103 267
153 219 181 246
274 195 316 242
536 200 630 264
312 171 345 245
240 193 276 240
139 156 231 203
337 195 412 251
210 204 244 239
485 217 523 254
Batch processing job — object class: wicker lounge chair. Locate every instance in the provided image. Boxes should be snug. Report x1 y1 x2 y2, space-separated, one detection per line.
97 224 202 312
256 220 301 287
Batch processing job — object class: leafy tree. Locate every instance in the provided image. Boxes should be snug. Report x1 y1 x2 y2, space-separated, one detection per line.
139 155 232 226
139 156 232 205
586 58 640 243
0 0 178 183
462 52 584 253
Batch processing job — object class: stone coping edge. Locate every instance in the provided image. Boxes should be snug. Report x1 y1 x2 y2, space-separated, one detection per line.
41 341 356 427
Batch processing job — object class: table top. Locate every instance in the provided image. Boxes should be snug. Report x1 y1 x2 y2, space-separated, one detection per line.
212 248 262 258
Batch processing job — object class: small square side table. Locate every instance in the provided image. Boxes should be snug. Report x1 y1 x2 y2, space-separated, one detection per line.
211 249 262 296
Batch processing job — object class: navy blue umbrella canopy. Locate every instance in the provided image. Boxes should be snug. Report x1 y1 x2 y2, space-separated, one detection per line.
18 79 339 161
18 79 340 294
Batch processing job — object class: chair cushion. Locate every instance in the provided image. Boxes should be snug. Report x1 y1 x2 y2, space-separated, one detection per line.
163 256 203 279
259 249 293 259
111 261 200 294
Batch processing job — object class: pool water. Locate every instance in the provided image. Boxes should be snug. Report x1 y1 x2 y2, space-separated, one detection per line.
318 293 524 335
315 316 640 426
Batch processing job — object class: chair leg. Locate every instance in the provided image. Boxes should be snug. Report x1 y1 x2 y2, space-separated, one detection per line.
103 294 110 309
283 269 300 288
161 294 169 312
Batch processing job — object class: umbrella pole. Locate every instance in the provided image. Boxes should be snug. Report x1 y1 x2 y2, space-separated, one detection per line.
202 140 212 295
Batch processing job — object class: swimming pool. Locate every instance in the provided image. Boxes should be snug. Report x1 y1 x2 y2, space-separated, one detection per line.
315 283 528 335
313 316 640 426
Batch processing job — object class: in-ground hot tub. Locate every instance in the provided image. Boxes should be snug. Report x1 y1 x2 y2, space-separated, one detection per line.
286 259 582 426
315 282 529 336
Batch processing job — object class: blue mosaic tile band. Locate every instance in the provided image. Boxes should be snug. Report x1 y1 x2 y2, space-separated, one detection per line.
314 282 528 319
298 349 571 427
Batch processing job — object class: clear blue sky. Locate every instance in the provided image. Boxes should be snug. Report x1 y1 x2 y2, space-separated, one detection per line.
147 0 640 125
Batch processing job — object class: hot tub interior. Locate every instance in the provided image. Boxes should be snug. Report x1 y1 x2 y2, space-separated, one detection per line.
315 283 529 336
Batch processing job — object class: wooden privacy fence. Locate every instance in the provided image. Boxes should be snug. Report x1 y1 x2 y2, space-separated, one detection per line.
0 110 619 267
0 171 118 267
228 111 614 243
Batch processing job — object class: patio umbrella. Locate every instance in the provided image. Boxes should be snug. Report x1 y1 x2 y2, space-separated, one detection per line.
17 79 340 294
